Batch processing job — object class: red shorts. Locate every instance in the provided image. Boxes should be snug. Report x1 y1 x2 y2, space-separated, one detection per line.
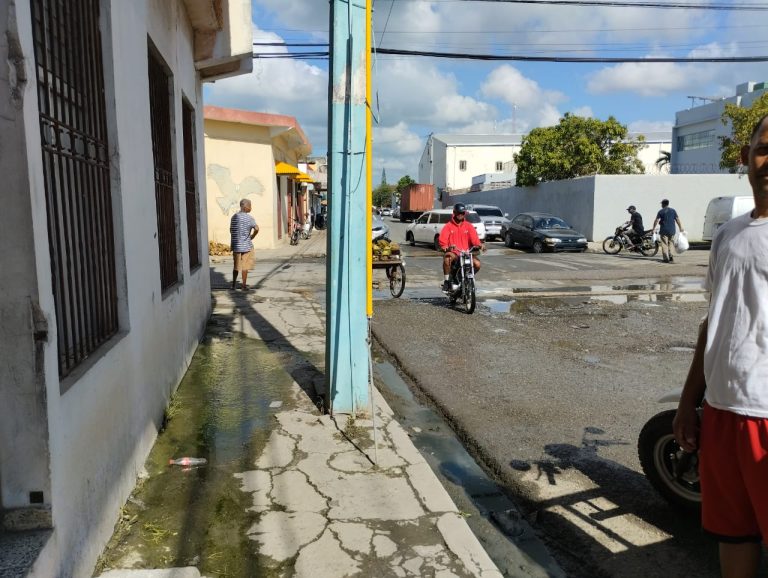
700 404 768 543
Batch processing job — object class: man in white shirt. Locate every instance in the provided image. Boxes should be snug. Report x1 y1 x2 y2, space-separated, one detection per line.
674 114 768 578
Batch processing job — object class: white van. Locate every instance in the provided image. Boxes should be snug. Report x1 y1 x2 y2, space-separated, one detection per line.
702 195 754 242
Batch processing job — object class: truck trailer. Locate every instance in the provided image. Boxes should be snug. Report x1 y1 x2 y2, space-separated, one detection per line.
399 183 434 222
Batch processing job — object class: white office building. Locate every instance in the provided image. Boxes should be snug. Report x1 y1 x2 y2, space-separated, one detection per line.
672 81 768 174
419 131 671 198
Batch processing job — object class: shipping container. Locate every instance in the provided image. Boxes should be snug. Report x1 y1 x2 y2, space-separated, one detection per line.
399 183 434 221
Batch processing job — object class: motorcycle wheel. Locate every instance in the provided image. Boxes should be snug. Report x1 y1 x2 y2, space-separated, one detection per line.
463 278 476 314
640 240 659 257
602 236 622 254
637 409 701 511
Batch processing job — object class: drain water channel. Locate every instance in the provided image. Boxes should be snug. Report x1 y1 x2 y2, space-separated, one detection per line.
373 360 563 577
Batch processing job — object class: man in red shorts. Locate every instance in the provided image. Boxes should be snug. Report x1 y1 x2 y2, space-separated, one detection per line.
674 114 768 577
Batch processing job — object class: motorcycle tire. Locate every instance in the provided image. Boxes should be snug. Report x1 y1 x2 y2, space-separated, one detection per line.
602 236 622 255
637 409 701 512
640 240 659 257
463 278 476 314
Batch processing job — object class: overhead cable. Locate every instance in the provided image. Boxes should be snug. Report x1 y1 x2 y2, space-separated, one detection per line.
413 0 768 9
374 47 768 62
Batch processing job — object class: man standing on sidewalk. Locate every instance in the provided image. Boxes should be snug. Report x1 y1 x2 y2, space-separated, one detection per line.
673 114 768 578
652 199 684 263
230 198 258 290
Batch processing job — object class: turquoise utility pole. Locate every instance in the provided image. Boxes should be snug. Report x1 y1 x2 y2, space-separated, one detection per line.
326 0 369 414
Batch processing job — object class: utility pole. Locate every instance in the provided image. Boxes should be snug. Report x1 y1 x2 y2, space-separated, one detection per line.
326 0 369 414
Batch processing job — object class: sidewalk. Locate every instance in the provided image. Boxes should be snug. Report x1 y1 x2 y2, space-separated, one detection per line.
95 231 536 577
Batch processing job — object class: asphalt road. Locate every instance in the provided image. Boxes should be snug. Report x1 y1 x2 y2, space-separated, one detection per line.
371 223 722 577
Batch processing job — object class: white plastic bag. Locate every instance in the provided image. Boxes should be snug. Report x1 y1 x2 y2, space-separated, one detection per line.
675 231 689 254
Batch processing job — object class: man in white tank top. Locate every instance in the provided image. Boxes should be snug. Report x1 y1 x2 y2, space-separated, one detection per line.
674 114 768 577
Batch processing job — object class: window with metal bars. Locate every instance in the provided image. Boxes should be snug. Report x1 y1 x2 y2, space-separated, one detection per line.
182 100 200 270
147 48 179 290
30 0 119 379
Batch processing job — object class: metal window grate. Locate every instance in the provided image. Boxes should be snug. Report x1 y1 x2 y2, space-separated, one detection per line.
182 101 200 270
148 50 178 290
31 0 119 378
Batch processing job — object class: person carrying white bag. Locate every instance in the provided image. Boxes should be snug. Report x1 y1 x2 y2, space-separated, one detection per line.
652 198 685 263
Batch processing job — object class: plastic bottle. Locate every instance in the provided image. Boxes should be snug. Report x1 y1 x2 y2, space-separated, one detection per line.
168 457 207 467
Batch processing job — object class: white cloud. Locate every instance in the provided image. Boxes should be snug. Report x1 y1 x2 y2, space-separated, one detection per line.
586 60 712 97
629 120 674 133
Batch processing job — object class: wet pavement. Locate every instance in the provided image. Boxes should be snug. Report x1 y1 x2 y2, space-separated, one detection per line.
93 232 555 578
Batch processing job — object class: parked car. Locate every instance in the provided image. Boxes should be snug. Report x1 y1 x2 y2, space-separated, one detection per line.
381 207 392 217
372 209 390 241
465 204 510 241
702 195 753 242
504 212 587 253
392 207 401 220
405 209 486 251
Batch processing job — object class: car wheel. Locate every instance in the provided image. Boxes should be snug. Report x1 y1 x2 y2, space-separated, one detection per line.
504 233 514 248
532 239 544 253
434 235 441 252
406 232 415 246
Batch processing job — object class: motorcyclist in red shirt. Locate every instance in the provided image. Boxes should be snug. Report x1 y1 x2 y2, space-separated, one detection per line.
439 203 484 292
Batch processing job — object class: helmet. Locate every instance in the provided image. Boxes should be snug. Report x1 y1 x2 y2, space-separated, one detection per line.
627 205 636 211
453 203 466 214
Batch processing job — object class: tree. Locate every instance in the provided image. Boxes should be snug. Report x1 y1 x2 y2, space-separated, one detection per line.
395 175 415 195
719 92 768 172
514 114 645 187
372 183 395 207
655 150 671 173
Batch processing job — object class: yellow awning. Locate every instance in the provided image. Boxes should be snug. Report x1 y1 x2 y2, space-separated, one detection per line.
295 171 313 182
275 161 300 175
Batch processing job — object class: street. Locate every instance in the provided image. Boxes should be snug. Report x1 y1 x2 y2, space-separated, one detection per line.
370 217 722 577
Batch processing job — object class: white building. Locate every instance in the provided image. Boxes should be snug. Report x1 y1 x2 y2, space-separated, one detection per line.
672 81 768 174
419 131 671 198
0 1 251 576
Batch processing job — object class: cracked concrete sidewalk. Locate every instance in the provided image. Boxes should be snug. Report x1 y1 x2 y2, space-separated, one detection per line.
95 231 504 577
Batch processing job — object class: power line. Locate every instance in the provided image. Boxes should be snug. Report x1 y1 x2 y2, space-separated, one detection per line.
374 47 768 62
402 0 768 9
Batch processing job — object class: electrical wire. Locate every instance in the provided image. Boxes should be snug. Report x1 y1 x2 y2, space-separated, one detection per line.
398 0 768 9
374 47 768 62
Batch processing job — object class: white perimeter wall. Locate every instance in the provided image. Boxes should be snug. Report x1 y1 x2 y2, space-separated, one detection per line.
9 1 213 576
448 174 752 242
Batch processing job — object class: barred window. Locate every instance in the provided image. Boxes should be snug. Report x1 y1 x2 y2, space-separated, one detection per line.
31 0 118 378
182 101 200 270
676 129 715 152
148 49 179 290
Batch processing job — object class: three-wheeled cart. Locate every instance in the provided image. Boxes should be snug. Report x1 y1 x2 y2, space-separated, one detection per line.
372 257 406 298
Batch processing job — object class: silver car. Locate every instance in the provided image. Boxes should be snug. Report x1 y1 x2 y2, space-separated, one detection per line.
372 210 390 240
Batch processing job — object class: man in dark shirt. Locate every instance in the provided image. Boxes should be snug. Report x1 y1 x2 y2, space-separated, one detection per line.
626 205 644 245
652 199 684 263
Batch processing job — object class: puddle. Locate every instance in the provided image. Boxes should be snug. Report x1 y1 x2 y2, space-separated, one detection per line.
483 299 515 314
95 331 305 577
372 361 556 575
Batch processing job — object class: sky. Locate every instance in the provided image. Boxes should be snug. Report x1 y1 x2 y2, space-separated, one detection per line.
204 0 768 184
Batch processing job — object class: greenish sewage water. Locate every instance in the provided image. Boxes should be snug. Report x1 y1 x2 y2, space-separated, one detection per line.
95 330 318 577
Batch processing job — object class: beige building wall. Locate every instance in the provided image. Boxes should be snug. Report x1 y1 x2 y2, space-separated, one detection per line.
204 120 279 249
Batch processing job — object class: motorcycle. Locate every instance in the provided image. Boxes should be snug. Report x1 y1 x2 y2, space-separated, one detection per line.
637 389 701 511
442 246 481 314
603 225 659 257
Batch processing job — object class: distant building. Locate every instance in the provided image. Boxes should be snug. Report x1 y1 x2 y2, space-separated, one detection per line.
419 131 671 198
204 107 312 248
672 81 768 174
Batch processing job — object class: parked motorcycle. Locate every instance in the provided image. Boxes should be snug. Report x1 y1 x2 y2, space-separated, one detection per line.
443 246 481 314
637 389 701 511
603 225 659 257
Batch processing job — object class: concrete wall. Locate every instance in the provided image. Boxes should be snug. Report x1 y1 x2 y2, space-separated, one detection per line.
0 1 227 576
448 174 752 242
204 120 279 249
